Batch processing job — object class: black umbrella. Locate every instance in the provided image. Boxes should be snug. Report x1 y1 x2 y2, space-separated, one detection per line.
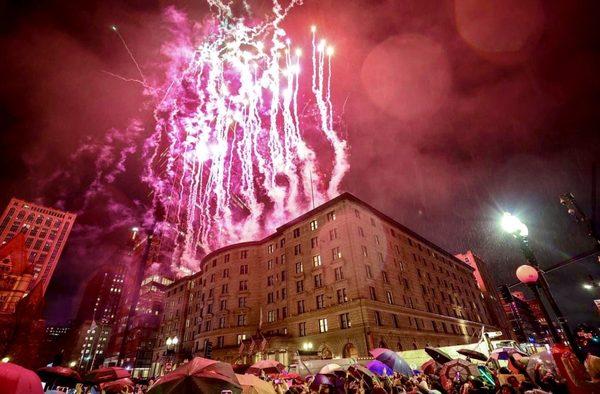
425 347 452 364
457 349 488 362
37 366 81 388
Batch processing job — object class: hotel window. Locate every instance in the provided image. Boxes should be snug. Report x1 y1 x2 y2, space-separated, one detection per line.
365 265 373 279
240 250 248 259
268 310 275 323
217 336 224 347
204 320 212 331
314 274 323 288
293 228 300 238
392 314 399 328
280 238 285 247
240 265 248 275
282 307 288 318
208 288 214 298
374 311 382 326
267 244 274 254
374 235 380 245
329 228 338 240
334 267 344 281
369 286 377 301
296 280 304 293
239 280 248 291
221 284 228 294
312 254 322 267
337 288 348 303
282 288 287 300
237 315 246 326
267 276 274 286
386 290 394 305
297 300 305 314
378 252 384 263
340 313 351 329
331 247 341 260
237 333 247 344
223 269 229 278
295 262 303 273
294 244 302 255
310 220 318 231
281 270 286 281
224 254 230 263
354 209 361 218
238 297 247 308
299 322 306 337
267 293 274 303
316 294 325 309
318 318 329 333
358 227 365 237
267 260 274 270
361 245 368 257
310 237 318 248
327 211 336 221
382 271 389 283
220 300 227 311
281 254 286 264
370 217 376 226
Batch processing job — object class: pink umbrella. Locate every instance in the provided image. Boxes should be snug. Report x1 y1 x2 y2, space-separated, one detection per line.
0 362 44 394
247 360 286 376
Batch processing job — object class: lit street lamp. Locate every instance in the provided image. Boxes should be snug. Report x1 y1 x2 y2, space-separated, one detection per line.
501 212 585 361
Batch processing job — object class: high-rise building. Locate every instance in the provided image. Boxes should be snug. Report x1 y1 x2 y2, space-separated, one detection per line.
67 262 127 371
455 251 513 340
0 198 76 294
151 192 498 369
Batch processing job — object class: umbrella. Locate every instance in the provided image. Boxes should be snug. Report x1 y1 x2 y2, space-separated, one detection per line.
319 363 342 374
235 374 276 394
457 349 488 362
84 367 130 384
308 373 336 390
100 377 134 393
526 351 557 382
420 359 438 375
489 347 526 361
425 347 453 364
148 357 241 394
0 362 43 394
247 360 285 376
37 366 81 387
369 348 413 376
439 359 480 391
366 360 393 376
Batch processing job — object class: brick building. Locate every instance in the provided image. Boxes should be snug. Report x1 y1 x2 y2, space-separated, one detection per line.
455 251 512 340
0 198 76 294
150 193 497 372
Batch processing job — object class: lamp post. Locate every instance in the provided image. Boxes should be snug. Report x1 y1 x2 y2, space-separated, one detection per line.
501 213 585 361
515 265 561 343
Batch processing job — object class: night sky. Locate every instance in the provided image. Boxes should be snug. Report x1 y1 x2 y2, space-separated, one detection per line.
0 0 599 328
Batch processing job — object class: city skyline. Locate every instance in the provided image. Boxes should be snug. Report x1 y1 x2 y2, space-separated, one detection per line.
0 0 598 333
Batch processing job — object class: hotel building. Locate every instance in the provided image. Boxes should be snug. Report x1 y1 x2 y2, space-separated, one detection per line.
151 193 496 371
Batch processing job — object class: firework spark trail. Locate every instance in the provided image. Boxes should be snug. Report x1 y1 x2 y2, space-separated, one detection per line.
140 1 349 272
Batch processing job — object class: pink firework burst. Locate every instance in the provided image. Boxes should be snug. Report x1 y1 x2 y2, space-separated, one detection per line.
141 1 348 273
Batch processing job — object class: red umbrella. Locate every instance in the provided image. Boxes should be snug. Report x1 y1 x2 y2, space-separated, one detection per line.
100 377 134 393
148 357 241 394
247 360 286 376
37 366 81 387
0 362 43 394
420 359 438 375
84 367 131 384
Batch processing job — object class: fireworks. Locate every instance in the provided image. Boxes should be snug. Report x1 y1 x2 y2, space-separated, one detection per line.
137 1 348 272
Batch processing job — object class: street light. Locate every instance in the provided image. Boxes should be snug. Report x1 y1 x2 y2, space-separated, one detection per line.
501 212 585 361
501 212 529 237
583 283 594 290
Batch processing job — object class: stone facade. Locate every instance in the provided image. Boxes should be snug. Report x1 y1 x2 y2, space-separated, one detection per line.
151 193 497 372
